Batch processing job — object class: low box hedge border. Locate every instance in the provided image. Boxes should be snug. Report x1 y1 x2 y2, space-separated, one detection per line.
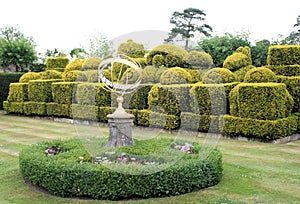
19 138 223 200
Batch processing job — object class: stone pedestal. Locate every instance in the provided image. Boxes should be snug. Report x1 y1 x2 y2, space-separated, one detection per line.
105 112 135 147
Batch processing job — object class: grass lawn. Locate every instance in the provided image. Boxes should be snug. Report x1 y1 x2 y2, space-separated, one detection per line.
0 110 299 204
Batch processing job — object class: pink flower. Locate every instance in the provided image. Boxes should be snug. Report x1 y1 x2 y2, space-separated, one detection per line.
117 157 123 161
48 148 55 153
121 152 126 156
122 158 128 163
180 143 192 152
133 161 139 165
105 151 115 155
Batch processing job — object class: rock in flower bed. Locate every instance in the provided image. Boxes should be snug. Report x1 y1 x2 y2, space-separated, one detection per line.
19 138 223 200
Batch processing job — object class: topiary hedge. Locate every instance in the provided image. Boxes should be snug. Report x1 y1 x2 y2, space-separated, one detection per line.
46 57 69 69
51 82 79 104
7 83 28 102
147 44 188 68
3 101 23 114
82 57 102 70
128 84 153 110
28 79 63 102
117 39 146 58
229 83 294 120
184 50 214 69
223 52 252 71
160 67 193 85
277 76 300 113
19 138 223 200
71 104 98 120
141 66 166 84
202 68 236 84
23 101 47 116
233 65 255 82
46 103 71 117
39 70 62 80
64 59 86 73
266 64 300 76
267 45 300 66
19 72 40 83
62 70 88 82
244 67 277 83
220 115 298 142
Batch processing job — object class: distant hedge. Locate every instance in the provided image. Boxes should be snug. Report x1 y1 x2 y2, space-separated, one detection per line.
0 72 23 109
46 57 69 69
229 83 294 120
267 45 300 66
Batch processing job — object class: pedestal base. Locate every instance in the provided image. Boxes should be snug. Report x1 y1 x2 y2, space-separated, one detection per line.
105 113 135 147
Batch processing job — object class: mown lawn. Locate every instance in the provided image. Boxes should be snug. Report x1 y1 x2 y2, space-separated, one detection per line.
0 110 299 204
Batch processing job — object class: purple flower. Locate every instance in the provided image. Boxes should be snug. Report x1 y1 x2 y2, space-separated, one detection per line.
48 148 55 153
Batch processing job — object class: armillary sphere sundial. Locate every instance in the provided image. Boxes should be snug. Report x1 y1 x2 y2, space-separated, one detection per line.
98 53 142 147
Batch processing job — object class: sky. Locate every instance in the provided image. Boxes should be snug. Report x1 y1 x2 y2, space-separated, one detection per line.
0 0 299 54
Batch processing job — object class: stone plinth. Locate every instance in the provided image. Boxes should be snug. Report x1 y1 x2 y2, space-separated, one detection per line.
105 112 135 147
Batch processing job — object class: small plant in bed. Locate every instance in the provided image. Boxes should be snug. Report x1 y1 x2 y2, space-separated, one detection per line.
19 137 223 200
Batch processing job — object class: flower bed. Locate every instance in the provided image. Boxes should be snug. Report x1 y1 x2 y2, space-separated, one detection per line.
19 138 223 200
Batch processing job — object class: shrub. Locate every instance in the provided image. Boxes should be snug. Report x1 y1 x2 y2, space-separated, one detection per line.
51 82 79 104
233 65 255 82
7 83 28 102
148 84 192 118
75 83 111 107
277 76 300 112
184 50 214 69
19 72 40 83
244 67 277 83
46 57 69 69
203 68 236 84
23 102 46 116
160 67 193 85
62 70 88 82
220 115 298 142
223 52 252 71
64 59 86 72
46 68 65 72
98 106 115 122
39 70 62 80
71 104 98 120
134 57 147 68
117 40 146 58
147 44 188 68
137 110 180 130
28 79 62 102
190 83 238 115
120 67 141 84
236 46 252 64
267 45 300 66
266 64 300 76
86 70 98 83
0 72 23 109
141 66 167 84
128 84 153 110
19 138 223 200
229 83 294 120
46 103 71 117
152 54 165 67
180 112 221 133
185 69 203 83
3 101 24 114
82 57 102 70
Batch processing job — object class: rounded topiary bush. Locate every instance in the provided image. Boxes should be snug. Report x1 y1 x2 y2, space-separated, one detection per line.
19 72 41 82
19 138 223 200
223 52 252 71
117 39 146 58
64 59 86 72
141 66 167 84
160 67 193 85
203 68 236 84
244 67 277 83
82 57 102 70
120 67 140 84
62 70 88 82
39 70 62 80
233 65 255 82
147 44 188 68
184 50 214 69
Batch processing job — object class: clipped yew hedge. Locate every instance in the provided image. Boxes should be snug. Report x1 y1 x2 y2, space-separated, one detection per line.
266 64 300 76
229 83 294 120
28 79 62 102
7 83 28 102
277 76 300 112
23 102 47 116
221 115 298 141
19 138 223 200
267 45 300 66
244 67 277 83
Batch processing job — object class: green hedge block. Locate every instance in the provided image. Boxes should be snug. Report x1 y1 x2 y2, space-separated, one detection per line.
0 72 23 109
277 76 300 112
180 112 221 133
148 84 192 118
46 103 71 117
98 106 115 123
28 79 62 102
46 57 69 69
3 101 24 114
294 113 300 132
127 84 153 110
137 110 179 130
220 115 298 141
267 65 300 76
75 83 111 107
267 45 300 66
52 82 79 104
46 68 65 72
23 102 46 116
190 83 238 115
7 83 28 102
71 104 98 120
229 83 294 120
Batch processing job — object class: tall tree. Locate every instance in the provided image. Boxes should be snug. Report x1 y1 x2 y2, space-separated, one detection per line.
285 14 300 45
166 8 213 50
